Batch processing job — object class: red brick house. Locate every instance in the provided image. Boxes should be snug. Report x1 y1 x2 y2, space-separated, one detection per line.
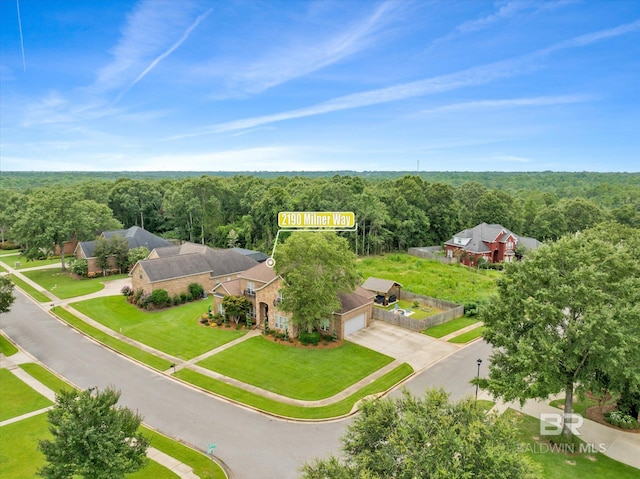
211 262 374 339
444 223 541 266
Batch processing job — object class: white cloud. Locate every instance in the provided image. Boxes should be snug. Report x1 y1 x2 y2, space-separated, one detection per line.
420 95 591 113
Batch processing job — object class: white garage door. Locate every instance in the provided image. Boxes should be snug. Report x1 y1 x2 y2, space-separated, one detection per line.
344 313 366 336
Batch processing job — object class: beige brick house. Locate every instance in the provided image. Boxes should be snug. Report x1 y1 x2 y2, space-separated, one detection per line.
211 262 374 340
130 242 258 297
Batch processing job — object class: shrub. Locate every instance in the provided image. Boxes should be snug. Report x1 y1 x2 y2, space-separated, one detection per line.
605 410 639 430
121 285 133 297
150 289 170 306
199 317 210 325
172 294 181 306
70 259 88 277
185 292 193 303
188 283 204 299
139 293 152 308
464 303 479 317
180 292 188 303
299 331 321 346
0 240 18 250
134 288 144 303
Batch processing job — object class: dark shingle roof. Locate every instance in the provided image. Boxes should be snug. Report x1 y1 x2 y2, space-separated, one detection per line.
231 247 270 263
139 246 258 283
361 277 402 294
337 290 372 315
444 223 541 253
78 226 171 258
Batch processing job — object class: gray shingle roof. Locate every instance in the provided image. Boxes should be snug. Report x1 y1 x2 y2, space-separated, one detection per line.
139 246 258 283
337 290 373 315
445 223 541 254
231 247 270 263
78 226 171 258
361 277 402 294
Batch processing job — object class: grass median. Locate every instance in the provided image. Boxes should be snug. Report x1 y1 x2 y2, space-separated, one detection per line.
423 317 479 338
7 274 51 302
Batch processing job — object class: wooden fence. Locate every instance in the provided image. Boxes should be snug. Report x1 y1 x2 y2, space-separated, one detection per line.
373 291 464 332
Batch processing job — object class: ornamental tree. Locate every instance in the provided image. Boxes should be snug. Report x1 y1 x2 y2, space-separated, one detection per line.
300 388 537 479
478 223 640 437
275 231 359 334
0 276 16 313
38 387 149 479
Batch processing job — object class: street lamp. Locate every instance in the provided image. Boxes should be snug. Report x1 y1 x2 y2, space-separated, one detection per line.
475 358 482 401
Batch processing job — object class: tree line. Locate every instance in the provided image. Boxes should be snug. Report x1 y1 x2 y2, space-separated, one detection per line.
1 173 638 257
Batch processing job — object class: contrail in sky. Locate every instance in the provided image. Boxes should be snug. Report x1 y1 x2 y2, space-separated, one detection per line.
16 0 26 71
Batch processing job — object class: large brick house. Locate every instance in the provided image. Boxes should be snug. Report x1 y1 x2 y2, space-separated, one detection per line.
130 242 259 297
75 226 171 275
444 223 541 266
211 262 374 340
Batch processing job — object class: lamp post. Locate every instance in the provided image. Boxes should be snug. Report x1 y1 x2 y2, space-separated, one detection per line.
475 358 482 401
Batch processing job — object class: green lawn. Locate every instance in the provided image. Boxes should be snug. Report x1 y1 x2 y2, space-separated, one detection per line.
0 249 20 256
448 326 486 343
423 316 479 338
0 264 6 273
10 255 62 269
0 333 19 356
7 274 51 302
197 336 394 400
19 363 76 395
377 299 444 320
176 363 413 419
357 253 499 304
550 395 618 418
53 308 172 370
506 409 640 478
0 369 52 421
22 269 128 299
70 296 245 360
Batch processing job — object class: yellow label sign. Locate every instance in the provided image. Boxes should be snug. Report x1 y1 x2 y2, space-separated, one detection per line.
278 211 355 228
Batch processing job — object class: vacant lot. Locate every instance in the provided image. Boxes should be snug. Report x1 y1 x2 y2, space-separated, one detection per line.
71 296 245 360
357 254 499 304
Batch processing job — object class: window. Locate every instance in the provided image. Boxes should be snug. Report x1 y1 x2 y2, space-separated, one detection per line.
246 281 255 296
276 290 283 304
218 304 225 315
274 314 289 330
320 318 330 332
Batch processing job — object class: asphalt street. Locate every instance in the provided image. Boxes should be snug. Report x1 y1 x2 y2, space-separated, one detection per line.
0 290 491 479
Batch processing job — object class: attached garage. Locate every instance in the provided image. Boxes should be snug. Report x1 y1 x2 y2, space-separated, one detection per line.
344 312 366 336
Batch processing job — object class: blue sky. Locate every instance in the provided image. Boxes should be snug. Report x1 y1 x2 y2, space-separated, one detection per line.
1 0 638 172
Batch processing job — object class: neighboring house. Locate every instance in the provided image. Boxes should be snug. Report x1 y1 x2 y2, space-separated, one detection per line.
444 223 541 266
361 277 402 306
130 242 259 297
211 262 374 339
74 226 172 275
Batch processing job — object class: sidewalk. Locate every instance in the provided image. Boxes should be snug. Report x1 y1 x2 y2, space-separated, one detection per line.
0 350 201 479
487 395 640 470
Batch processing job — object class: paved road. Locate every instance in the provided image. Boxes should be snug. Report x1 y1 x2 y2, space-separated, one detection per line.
0 291 490 479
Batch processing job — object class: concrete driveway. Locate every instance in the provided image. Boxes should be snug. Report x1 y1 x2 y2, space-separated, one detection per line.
347 320 461 372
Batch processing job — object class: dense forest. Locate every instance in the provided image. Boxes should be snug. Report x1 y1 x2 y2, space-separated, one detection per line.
1 171 638 256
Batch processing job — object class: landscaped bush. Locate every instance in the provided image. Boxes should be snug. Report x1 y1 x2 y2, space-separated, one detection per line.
0 240 18 250
299 331 321 346
605 410 639 430
70 259 88 277
464 302 479 317
172 294 181 306
139 292 152 309
150 289 170 306
188 283 204 299
180 292 188 303
121 285 133 297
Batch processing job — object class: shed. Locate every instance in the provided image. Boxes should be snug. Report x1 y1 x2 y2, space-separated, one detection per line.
360 277 402 305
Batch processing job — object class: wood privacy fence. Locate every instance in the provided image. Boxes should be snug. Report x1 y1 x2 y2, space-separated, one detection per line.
373 290 464 332
408 246 458 264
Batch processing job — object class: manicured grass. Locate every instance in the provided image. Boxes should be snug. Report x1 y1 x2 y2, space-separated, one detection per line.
0 264 6 273
10 255 62 269
175 363 413 419
0 333 19 356
53 308 172 371
448 326 486 343
7 274 51 302
550 396 617 418
19 363 76 395
0 249 20 255
506 409 640 479
71 296 246 360
423 316 479 338
141 426 225 479
357 253 499 304
197 336 394 400
0 414 50 477
476 399 495 412
22 269 128 299
377 299 444 320
0 368 52 421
